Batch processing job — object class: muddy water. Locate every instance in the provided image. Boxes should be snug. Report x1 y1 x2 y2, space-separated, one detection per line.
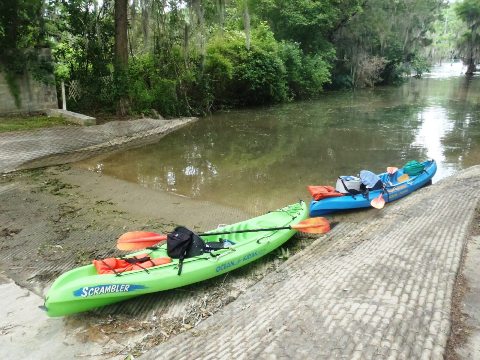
78 63 480 215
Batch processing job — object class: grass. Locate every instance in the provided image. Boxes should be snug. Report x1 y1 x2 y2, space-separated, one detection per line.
0 115 76 133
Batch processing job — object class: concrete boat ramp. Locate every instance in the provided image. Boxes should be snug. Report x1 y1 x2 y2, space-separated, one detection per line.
142 166 480 359
0 120 479 359
0 117 197 173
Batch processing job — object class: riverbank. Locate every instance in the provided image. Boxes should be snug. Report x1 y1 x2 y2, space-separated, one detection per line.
0 163 479 358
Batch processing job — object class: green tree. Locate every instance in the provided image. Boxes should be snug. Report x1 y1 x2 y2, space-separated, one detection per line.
253 0 366 53
430 5 464 63
333 0 446 87
0 0 50 106
455 0 480 75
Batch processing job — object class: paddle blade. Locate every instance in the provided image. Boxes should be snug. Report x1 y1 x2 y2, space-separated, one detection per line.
387 167 398 174
291 217 330 234
117 231 167 251
371 194 385 209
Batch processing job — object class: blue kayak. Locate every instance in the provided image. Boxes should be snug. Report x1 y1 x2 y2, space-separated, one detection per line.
309 159 437 217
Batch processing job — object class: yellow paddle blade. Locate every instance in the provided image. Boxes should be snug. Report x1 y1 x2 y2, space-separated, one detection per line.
117 231 167 251
291 217 330 234
397 173 410 182
370 194 385 209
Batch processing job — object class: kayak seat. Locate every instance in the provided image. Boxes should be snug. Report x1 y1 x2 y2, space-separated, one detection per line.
381 171 410 186
396 174 410 183
93 254 172 275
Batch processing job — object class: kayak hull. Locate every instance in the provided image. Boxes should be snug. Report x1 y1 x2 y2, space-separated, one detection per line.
309 160 437 217
44 201 308 317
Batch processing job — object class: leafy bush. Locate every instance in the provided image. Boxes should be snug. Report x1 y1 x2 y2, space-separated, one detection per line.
56 15 334 116
279 41 332 98
410 55 431 78
127 55 180 117
205 29 288 107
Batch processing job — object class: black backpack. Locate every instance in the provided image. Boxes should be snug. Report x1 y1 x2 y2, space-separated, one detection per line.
167 226 205 275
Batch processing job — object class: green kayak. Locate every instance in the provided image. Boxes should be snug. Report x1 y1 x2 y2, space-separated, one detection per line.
44 201 308 317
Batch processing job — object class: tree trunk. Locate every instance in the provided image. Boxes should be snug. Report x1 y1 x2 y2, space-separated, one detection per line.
131 0 137 23
466 26 477 76
115 0 128 69
141 0 149 45
466 60 476 75
243 0 251 50
6 0 20 47
115 0 129 115
216 0 225 34
184 22 190 66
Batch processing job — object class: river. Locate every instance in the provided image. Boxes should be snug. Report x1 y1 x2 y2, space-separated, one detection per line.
78 63 480 215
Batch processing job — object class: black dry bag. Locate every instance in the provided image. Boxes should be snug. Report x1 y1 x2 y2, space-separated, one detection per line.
167 226 205 275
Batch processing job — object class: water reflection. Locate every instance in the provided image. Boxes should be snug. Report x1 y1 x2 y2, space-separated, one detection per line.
413 106 456 179
78 69 480 215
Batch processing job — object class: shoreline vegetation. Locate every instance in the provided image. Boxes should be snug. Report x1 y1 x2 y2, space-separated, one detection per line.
2 0 472 120
1 0 479 122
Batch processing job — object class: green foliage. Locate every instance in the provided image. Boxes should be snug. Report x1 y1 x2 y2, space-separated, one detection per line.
333 0 446 88
0 0 452 114
47 0 352 115
127 55 180 116
35 0 447 115
410 56 431 78
0 0 52 107
253 0 365 53
431 5 465 63
205 29 288 106
454 0 480 73
279 41 332 98
456 0 480 25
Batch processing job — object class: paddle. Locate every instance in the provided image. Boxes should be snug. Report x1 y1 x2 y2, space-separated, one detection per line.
387 167 398 174
370 193 385 209
369 166 400 210
117 217 331 251
117 231 168 251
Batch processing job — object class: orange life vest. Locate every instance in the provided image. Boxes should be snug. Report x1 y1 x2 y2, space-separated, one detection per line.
307 185 345 201
93 253 172 275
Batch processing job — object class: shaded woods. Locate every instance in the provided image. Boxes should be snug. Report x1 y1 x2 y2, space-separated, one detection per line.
1 0 465 117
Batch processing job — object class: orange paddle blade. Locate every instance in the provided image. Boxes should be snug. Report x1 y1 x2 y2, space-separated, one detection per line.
387 167 398 174
370 194 385 209
117 231 167 251
291 217 330 234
